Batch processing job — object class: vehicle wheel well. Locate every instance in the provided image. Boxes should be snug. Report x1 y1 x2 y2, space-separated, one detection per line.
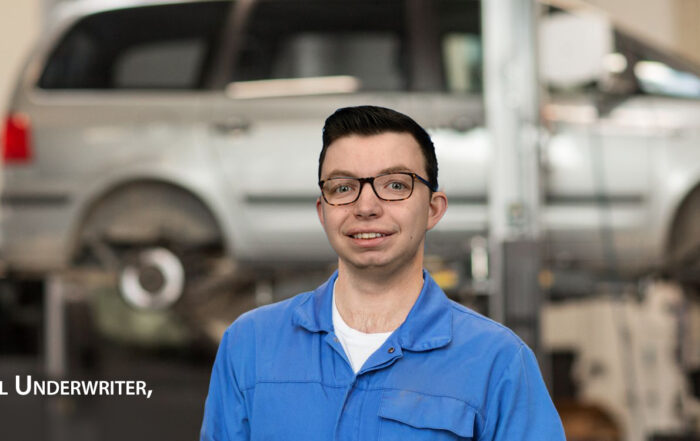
666 182 700 280
72 180 224 264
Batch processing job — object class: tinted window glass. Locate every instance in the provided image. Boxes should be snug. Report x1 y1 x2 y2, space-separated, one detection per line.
114 39 205 89
232 0 407 92
616 31 700 98
39 1 230 90
436 0 482 93
634 61 700 98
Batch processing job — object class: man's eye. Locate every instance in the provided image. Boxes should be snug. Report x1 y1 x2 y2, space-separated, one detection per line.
388 181 406 191
331 183 355 194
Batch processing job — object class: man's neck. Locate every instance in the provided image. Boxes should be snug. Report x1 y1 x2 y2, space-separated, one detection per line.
334 260 424 333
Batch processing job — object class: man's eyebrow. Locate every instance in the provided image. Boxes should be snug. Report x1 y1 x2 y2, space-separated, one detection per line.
323 169 357 179
322 166 416 180
377 165 414 175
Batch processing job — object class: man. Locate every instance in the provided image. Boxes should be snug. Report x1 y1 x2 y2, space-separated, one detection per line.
200 106 566 440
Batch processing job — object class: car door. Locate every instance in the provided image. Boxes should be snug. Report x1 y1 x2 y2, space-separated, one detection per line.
542 94 655 273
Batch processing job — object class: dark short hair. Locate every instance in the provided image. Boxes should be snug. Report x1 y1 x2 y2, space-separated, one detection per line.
319 106 438 190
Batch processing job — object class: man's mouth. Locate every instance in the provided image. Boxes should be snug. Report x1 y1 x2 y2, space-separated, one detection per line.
351 232 388 239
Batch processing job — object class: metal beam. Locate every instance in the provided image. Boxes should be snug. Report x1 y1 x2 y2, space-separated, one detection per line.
482 0 543 354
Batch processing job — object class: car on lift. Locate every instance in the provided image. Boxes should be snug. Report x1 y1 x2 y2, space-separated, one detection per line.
1 0 699 326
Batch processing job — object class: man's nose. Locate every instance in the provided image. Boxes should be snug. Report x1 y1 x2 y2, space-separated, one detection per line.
353 181 382 218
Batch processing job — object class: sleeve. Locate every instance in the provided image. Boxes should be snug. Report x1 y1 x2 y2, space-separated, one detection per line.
478 345 566 441
200 326 251 441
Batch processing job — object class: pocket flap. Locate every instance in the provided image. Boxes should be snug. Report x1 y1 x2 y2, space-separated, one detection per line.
378 390 476 437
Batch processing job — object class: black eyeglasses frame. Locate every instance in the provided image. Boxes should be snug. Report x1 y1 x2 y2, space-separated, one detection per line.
318 172 435 206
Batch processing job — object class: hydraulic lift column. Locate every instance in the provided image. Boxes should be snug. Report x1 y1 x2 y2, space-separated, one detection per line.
482 0 544 356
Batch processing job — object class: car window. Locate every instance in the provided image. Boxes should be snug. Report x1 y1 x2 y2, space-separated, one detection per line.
231 0 407 91
634 60 700 98
441 33 482 93
39 1 230 90
229 0 482 94
436 0 482 93
114 39 206 89
602 31 700 99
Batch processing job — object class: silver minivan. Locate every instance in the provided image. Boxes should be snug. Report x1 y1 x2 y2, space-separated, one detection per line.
2 0 700 312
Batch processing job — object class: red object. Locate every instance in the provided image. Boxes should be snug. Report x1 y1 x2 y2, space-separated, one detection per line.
2 113 33 163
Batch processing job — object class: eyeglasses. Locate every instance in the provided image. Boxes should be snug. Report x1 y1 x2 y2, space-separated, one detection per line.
318 172 435 206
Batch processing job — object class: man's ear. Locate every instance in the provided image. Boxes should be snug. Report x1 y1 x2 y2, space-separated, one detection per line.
426 191 448 231
316 197 325 228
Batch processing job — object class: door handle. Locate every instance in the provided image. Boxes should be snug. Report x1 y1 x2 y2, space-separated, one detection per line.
450 115 479 132
211 117 251 135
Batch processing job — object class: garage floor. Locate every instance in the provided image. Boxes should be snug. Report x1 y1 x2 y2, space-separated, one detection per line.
0 346 214 441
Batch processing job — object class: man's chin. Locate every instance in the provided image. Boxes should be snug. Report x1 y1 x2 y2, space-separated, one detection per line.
348 259 389 270
340 255 410 275
339 255 390 271
337 247 422 273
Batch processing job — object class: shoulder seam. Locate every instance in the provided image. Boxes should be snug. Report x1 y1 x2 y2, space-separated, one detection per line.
449 302 526 348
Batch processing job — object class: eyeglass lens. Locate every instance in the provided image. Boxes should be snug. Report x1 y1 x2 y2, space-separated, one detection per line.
322 173 414 204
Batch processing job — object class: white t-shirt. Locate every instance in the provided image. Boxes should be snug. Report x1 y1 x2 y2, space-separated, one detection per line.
332 285 393 374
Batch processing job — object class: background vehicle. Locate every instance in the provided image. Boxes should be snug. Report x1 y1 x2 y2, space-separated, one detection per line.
2 0 699 317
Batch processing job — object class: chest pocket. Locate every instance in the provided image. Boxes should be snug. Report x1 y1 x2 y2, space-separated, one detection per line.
377 390 477 440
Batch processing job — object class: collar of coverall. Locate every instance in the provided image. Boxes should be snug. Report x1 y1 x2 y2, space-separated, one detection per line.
292 269 453 352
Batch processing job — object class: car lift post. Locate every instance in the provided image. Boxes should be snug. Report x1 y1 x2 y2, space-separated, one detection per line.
482 0 546 371
45 273 67 378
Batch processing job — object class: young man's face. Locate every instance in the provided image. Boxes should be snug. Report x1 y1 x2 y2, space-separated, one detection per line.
316 132 447 274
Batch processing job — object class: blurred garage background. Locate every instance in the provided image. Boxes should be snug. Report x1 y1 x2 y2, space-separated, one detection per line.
1 0 700 440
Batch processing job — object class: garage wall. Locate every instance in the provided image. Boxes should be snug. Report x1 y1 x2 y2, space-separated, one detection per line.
674 0 700 64
583 0 700 66
0 0 41 113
